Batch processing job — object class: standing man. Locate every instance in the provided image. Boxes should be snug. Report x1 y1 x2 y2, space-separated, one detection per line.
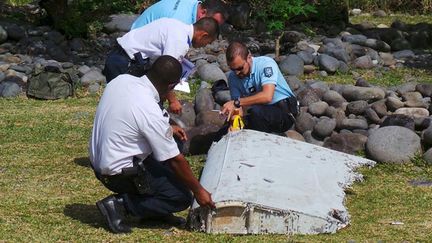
131 0 228 29
221 41 299 133
91 55 215 234
103 17 219 114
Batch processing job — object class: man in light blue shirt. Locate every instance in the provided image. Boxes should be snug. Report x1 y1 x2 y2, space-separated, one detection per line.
131 0 227 29
221 41 299 133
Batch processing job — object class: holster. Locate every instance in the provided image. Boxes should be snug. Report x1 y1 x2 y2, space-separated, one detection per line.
276 96 299 122
120 157 153 195
127 52 150 77
288 96 300 116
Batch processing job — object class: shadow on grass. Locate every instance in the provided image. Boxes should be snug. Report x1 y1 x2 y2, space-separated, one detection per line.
74 157 91 168
64 203 184 231
64 203 105 229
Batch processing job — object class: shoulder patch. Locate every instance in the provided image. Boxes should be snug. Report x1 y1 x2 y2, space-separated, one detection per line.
264 67 273 77
165 127 173 139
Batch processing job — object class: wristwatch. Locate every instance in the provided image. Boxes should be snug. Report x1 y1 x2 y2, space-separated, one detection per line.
234 98 241 108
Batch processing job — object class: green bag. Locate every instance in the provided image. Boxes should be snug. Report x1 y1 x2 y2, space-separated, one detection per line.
27 65 76 100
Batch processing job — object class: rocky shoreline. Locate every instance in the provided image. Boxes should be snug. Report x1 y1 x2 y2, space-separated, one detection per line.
1 12 432 165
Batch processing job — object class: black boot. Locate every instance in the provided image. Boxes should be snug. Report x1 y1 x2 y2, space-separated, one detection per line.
96 195 132 234
141 214 186 227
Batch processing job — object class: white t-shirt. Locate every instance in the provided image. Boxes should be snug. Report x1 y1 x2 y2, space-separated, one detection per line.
89 74 180 175
117 18 193 61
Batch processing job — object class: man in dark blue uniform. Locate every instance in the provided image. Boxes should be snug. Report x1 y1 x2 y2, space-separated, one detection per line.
221 41 299 133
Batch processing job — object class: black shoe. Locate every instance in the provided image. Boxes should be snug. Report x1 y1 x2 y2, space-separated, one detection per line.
141 214 186 227
96 195 132 234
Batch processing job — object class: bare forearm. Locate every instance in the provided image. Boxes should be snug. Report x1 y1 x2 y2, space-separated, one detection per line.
238 92 272 106
168 154 203 194
166 90 177 103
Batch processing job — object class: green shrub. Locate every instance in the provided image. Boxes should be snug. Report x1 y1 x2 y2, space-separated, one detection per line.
5 0 32 6
253 0 316 31
43 0 147 38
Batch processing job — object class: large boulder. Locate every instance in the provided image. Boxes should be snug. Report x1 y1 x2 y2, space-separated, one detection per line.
353 55 374 69
322 90 346 107
184 124 222 155
0 81 21 97
170 101 196 128
346 100 368 115
295 112 316 134
394 108 429 118
317 54 340 73
80 69 106 86
4 24 26 41
194 84 215 114
366 126 422 163
104 14 139 33
279 54 304 76
313 117 336 138
197 63 227 83
323 133 368 155
308 101 329 117
195 110 225 127
0 26 7 44
296 50 314 65
381 114 415 131
342 86 385 101
342 34 367 45
296 87 321 107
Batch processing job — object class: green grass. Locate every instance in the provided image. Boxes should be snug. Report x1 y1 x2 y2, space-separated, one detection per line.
305 67 432 87
1 90 432 242
350 13 432 26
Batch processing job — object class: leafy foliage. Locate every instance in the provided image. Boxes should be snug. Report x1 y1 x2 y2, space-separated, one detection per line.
55 0 143 38
253 0 316 31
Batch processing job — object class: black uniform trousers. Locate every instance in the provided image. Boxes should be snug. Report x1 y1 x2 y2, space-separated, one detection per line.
102 43 149 83
95 155 192 219
246 96 299 133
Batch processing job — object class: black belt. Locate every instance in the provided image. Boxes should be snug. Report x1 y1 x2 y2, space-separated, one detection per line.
94 157 152 194
276 96 299 116
94 156 144 179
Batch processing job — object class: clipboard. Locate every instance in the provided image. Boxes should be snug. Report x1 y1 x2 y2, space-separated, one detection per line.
174 57 196 93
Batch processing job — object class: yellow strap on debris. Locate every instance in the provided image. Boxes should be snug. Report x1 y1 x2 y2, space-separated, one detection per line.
230 115 244 131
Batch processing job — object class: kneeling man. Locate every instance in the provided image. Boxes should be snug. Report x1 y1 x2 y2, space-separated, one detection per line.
90 55 214 234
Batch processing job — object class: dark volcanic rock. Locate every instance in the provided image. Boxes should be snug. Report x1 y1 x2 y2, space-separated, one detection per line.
381 114 415 131
323 133 368 155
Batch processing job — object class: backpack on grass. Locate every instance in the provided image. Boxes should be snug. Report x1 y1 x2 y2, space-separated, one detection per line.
27 65 77 100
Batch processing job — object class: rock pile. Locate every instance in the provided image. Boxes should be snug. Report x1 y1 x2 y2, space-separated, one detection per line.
1 14 432 165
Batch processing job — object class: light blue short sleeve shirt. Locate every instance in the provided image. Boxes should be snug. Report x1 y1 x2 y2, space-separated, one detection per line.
131 0 200 29
228 56 295 104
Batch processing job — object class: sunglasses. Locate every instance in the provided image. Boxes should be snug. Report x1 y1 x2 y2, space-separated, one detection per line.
231 60 247 72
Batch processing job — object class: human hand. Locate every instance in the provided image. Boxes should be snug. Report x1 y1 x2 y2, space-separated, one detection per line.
169 99 182 114
194 187 215 209
221 100 235 121
172 125 188 141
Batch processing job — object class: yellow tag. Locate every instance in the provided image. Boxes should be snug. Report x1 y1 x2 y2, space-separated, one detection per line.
230 115 244 131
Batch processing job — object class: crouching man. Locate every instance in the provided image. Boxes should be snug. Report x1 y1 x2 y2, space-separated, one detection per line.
221 41 299 133
89 55 215 234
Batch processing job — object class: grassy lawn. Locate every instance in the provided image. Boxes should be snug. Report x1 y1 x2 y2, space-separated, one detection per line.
1 3 432 240
1 86 432 242
350 13 432 26
305 67 432 87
